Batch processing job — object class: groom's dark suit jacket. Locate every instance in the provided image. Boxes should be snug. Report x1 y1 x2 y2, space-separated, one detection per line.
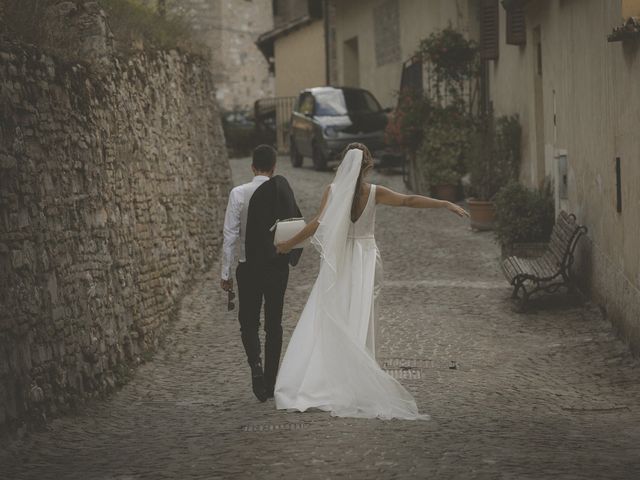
245 175 303 268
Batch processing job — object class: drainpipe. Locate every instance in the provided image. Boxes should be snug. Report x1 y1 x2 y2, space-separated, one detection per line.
323 0 330 86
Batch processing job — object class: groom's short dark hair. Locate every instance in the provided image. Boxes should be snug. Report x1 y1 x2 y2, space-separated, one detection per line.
252 145 277 172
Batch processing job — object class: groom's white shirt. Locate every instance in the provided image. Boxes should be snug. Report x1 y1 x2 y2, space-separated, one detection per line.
221 175 270 281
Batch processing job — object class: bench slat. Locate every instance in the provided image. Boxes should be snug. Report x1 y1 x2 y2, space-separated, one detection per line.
540 253 560 274
556 216 577 236
552 222 575 242
526 257 554 278
501 260 515 281
548 238 566 262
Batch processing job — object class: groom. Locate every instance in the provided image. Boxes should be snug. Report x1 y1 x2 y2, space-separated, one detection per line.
221 145 302 402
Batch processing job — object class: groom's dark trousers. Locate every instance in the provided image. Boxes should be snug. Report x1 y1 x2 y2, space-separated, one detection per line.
236 259 289 389
240 175 302 390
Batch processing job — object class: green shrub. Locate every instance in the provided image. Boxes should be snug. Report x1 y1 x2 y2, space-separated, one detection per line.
466 114 521 201
98 0 199 53
494 181 555 245
418 26 479 84
0 0 200 55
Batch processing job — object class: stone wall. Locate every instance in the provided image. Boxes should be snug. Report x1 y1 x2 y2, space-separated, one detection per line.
0 36 231 431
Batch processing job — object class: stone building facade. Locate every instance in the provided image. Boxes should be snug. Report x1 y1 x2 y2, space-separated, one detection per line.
0 3 230 432
167 0 275 111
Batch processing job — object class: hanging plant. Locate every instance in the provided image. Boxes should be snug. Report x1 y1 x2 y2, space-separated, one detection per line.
418 27 479 83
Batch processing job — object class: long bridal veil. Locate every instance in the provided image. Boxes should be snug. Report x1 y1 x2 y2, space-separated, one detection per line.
275 148 428 420
311 148 362 289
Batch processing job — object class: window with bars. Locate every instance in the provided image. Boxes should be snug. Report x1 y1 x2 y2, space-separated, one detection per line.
480 0 499 60
506 4 526 45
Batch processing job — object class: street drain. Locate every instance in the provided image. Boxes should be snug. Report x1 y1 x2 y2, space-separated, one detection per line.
379 357 432 369
384 368 422 380
241 422 308 432
379 357 430 380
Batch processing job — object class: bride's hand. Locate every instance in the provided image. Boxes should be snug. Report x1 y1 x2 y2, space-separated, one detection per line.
276 241 293 254
446 202 470 218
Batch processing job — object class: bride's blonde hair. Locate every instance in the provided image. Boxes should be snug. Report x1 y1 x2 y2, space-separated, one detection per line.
341 142 374 222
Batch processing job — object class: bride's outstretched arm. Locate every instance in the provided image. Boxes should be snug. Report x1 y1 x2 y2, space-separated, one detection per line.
376 185 469 218
276 185 331 254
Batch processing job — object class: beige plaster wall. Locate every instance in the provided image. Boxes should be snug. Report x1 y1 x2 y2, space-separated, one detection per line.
622 0 640 17
487 7 532 186
274 19 326 98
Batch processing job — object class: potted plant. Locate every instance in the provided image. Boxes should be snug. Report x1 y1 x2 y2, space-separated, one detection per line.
494 181 555 258
466 114 521 230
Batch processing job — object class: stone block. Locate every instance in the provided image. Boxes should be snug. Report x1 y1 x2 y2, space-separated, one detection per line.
0 154 17 169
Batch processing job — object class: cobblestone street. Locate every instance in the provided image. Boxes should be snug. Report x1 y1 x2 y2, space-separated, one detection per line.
2 157 640 480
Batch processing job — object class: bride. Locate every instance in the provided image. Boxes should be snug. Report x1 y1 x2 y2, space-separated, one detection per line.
274 143 468 420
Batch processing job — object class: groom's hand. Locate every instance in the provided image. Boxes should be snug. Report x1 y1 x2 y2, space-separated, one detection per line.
221 278 233 292
276 241 292 254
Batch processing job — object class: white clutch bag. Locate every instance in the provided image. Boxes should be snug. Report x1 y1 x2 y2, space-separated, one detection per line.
270 218 310 249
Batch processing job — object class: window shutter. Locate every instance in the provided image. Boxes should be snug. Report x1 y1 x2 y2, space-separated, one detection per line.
506 5 526 45
480 0 499 60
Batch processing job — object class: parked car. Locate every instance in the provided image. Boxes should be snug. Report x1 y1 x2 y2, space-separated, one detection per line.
221 108 275 158
289 86 390 170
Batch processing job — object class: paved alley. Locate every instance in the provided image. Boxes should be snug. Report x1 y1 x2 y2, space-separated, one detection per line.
2 157 640 480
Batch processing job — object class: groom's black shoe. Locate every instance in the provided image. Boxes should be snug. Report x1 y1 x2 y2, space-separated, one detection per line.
265 384 274 399
250 361 268 403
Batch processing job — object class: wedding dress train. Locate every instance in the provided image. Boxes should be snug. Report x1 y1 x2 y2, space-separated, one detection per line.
274 153 429 420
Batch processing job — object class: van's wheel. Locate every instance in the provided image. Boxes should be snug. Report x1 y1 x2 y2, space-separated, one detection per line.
312 143 328 171
290 139 303 167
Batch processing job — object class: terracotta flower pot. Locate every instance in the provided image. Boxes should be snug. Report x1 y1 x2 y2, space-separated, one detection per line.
431 184 458 202
467 198 496 231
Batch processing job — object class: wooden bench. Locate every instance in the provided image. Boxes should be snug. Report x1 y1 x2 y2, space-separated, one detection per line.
501 211 588 310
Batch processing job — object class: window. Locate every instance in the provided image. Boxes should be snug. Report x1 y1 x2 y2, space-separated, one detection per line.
314 90 347 116
343 89 382 114
343 37 360 87
311 89 382 117
480 0 499 60
506 4 526 45
373 0 401 66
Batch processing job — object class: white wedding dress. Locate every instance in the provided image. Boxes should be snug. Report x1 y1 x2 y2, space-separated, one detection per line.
274 150 429 420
